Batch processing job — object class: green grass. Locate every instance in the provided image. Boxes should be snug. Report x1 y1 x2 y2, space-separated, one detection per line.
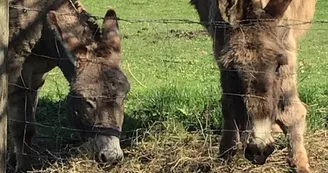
38 0 328 138
23 0 328 172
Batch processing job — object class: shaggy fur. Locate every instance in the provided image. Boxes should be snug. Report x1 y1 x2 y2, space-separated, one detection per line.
190 0 316 172
8 1 129 172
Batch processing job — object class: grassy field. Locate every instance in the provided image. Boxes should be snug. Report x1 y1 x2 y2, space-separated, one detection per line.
27 0 328 172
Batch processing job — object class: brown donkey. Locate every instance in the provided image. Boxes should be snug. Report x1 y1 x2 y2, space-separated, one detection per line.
190 0 316 172
50 3 131 164
8 1 129 172
48 3 130 165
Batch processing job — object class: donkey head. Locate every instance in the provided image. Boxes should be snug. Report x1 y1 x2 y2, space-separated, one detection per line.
47 2 130 164
218 0 291 164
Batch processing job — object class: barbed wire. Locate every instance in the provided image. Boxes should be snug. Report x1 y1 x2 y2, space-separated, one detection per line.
108 17 328 31
8 118 145 135
6 2 328 172
8 5 328 30
8 4 328 79
4 124 292 172
24 52 328 77
7 3 327 123
8 5 328 24
8 4 328 81
6 114 326 168
7 117 296 135
9 81 328 104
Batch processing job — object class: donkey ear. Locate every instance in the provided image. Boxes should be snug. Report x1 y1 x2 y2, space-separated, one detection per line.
218 0 264 24
47 11 58 25
101 9 120 51
73 0 85 13
47 11 85 52
264 0 292 19
47 11 87 66
218 0 244 24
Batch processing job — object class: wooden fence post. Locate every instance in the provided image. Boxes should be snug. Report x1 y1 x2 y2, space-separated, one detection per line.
0 0 9 172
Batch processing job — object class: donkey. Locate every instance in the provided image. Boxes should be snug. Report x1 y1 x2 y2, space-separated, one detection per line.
8 0 129 172
190 0 316 172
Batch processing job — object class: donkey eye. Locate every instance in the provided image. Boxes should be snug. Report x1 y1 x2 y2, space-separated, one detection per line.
275 54 287 76
275 64 281 75
85 100 96 109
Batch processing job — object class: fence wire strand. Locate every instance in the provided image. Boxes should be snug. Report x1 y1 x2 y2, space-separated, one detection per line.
8 5 328 30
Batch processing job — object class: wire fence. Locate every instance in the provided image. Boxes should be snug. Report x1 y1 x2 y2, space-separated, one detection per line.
8 4 328 26
5 1 328 172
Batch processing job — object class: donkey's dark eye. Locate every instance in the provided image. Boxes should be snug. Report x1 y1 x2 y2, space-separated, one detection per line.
275 64 281 75
275 54 287 76
85 100 96 109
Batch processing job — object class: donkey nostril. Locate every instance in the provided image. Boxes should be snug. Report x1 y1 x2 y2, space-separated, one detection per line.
244 143 274 165
262 144 275 159
100 153 108 163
